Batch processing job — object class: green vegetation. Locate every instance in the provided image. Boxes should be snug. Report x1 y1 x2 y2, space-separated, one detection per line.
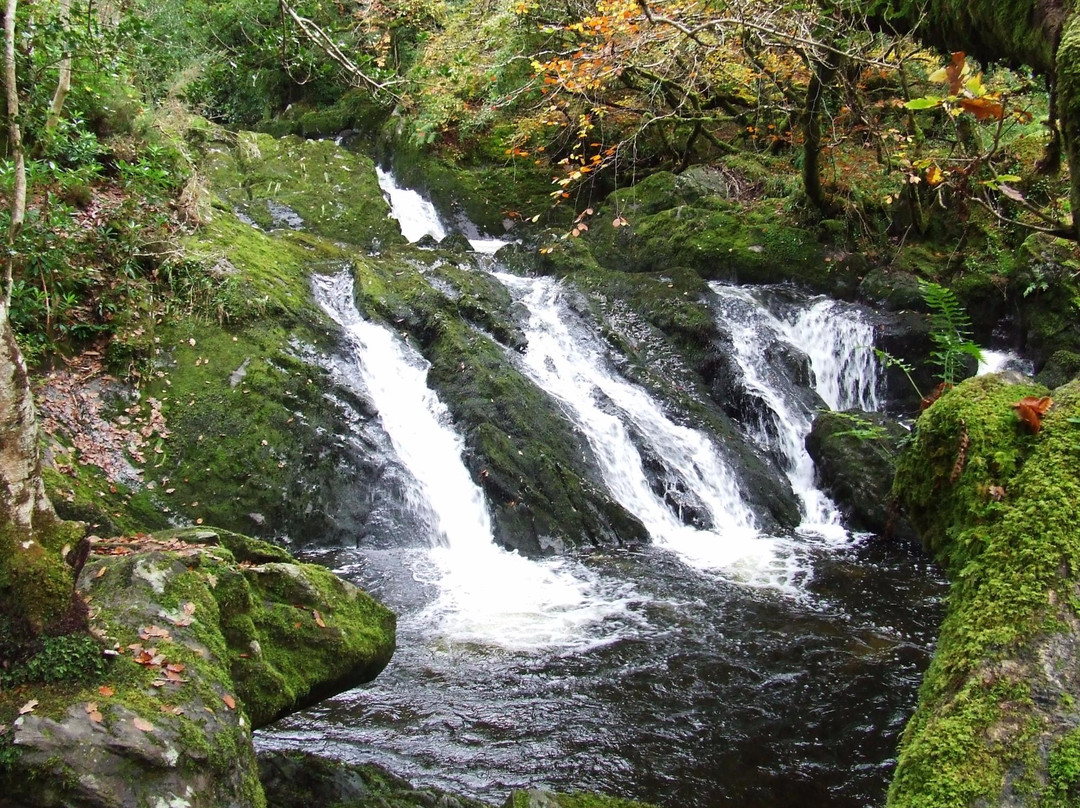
889 375 1080 806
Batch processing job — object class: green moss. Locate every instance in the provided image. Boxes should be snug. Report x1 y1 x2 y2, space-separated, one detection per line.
1046 728 1080 806
888 376 1080 806
0 635 108 689
202 132 403 249
581 171 861 296
506 791 660 808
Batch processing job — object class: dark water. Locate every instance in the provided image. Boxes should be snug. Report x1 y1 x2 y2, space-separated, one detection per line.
257 536 944 807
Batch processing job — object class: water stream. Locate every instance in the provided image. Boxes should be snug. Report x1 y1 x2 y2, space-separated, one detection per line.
257 173 946 807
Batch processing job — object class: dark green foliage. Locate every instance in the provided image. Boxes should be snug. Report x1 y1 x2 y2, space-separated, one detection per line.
919 280 982 387
0 634 107 689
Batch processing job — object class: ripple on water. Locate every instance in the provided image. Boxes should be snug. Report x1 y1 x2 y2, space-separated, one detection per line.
258 541 944 808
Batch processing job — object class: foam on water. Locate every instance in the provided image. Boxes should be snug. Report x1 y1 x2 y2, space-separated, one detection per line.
312 270 633 651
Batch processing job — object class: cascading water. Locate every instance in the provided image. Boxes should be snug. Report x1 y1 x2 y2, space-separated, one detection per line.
311 270 631 651
376 167 448 243
258 170 947 808
710 284 880 538
496 273 792 583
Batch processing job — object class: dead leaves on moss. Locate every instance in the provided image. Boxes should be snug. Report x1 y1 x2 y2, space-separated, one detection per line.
1012 396 1053 433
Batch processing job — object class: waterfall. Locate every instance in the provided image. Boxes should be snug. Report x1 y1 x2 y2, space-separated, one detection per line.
376 167 448 243
977 348 1033 376
497 273 792 583
783 298 880 411
312 271 631 651
375 167 509 254
709 284 880 539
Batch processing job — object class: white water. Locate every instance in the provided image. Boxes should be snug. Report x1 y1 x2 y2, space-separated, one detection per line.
710 285 880 541
376 167 448 243
784 299 880 412
497 273 792 584
376 167 509 254
977 348 1034 377
312 271 632 651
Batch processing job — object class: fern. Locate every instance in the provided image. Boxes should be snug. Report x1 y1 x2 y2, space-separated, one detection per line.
919 280 982 387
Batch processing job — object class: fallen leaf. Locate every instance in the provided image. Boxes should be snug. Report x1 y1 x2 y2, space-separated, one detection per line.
183 601 197 616
95 566 107 579
222 694 237 710
18 700 38 715
132 717 154 732
313 609 326 628
1012 396 1053 433
88 710 103 723
84 702 98 714
99 685 115 697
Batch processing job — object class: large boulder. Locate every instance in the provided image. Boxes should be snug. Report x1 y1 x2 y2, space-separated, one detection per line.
887 375 1080 807
0 527 395 808
805 410 916 541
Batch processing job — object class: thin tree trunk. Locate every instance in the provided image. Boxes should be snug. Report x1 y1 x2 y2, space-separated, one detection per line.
0 302 52 532
44 0 72 132
2 0 53 531
802 52 838 214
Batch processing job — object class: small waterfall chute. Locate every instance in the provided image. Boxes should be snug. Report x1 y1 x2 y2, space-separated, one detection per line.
376 167 509 254
313 270 633 651
709 283 881 541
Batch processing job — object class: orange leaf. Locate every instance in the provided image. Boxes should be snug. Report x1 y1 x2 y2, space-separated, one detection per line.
1012 396 1053 432
958 97 1004 122
313 609 326 628
98 685 115 698
222 694 237 710
945 51 967 95
132 717 154 732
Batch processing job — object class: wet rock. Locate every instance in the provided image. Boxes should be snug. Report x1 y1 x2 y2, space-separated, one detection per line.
503 790 660 808
805 410 917 541
260 751 487 808
857 268 924 312
0 528 395 808
1035 349 1080 388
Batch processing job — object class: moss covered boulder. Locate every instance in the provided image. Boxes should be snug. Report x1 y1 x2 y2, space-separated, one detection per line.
0 527 395 808
805 410 916 540
580 171 864 297
888 375 1080 806
259 751 486 808
202 131 404 249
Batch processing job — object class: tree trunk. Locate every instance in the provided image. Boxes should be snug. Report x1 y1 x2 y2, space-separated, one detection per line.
0 300 53 532
1 0 74 634
44 0 72 132
1056 12 1080 241
802 52 839 214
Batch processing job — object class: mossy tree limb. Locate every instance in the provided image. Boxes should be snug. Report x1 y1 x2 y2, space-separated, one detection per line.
889 376 1080 806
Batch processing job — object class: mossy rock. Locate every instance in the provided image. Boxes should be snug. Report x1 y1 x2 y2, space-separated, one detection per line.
583 172 863 297
504 790 660 808
202 131 404 250
1035 349 1080 389
887 375 1080 807
805 410 916 540
259 750 486 808
351 251 650 554
0 527 394 807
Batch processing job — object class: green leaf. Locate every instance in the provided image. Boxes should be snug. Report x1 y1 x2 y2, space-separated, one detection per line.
905 96 942 110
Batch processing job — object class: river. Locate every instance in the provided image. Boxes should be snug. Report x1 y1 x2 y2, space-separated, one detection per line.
255 171 946 807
